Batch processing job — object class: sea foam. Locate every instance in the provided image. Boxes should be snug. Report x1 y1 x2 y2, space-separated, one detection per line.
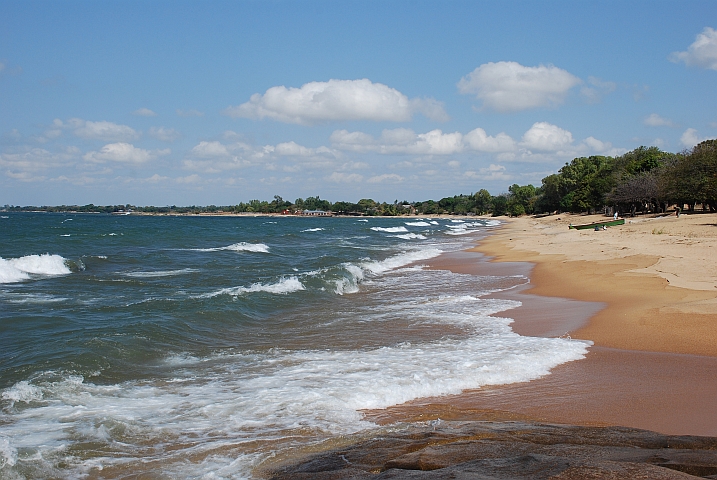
122 268 199 278
192 242 270 253
197 276 304 298
0 254 72 284
370 226 408 233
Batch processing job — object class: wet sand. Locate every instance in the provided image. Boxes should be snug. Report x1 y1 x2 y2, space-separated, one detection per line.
366 214 717 437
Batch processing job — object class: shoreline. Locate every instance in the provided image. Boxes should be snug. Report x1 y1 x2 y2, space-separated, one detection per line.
365 213 717 437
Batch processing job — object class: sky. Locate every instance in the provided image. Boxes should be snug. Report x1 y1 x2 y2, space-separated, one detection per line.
1 1 716 206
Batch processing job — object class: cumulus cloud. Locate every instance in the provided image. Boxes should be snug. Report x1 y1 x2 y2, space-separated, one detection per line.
330 128 464 155
69 119 140 142
644 113 674 127
463 128 516 152
149 126 181 142
670 27 717 70
457 61 582 112
520 122 574 151
680 128 715 148
133 108 157 117
83 143 169 164
223 79 448 125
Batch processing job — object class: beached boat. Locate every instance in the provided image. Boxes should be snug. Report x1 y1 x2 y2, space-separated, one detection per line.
568 218 625 230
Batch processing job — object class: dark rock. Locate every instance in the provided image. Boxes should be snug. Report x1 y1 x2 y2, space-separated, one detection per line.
262 421 717 479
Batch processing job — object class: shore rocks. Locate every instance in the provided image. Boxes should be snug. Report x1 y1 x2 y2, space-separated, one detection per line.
263 421 717 479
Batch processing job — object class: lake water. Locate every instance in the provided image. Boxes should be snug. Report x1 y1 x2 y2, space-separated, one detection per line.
0 213 590 478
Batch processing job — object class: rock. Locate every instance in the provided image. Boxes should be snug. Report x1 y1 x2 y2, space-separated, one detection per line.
262 421 717 479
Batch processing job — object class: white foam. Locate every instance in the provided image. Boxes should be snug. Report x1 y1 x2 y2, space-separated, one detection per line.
430 220 439 225
0 302 590 477
197 276 304 298
0 254 72 284
390 233 427 240
0 436 17 469
357 219 368 222
451 219 465 223
302 227 325 232
60 234 71 237
361 247 442 275
370 226 408 233
5 293 69 304
122 268 199 278
192 242 270 253
485 220 501 226
404 221 430 227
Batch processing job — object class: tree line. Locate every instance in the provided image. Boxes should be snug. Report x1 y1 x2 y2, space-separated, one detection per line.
4 140 715 217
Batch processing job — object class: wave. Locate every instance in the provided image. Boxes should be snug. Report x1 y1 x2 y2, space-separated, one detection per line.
361 247 443 276
191 242 270 253
302 227 325 232
370 226 408 233
0 254 72 284
3 293 69 304
404 221 431 227
122 268 199 278
390 233 427 240
197 276 304 298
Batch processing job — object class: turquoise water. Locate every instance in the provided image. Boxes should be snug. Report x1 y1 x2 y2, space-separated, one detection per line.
0 213 590 478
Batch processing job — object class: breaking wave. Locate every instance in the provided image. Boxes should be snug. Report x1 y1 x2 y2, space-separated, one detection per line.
0 254 72 284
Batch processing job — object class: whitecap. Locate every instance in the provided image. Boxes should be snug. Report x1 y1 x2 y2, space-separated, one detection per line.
191 242 270 253
0 254 72 284
357 219 368 222
370 226 408 233
302 228 324 232
390 233 427 240
122 268 199 278
361 247 443 275
404 221 430 227
197 276 304 298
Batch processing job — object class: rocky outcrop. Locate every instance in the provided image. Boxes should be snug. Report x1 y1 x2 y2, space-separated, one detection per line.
263 421 717 479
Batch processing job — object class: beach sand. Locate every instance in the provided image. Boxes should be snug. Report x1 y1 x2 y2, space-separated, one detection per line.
366 212 717 437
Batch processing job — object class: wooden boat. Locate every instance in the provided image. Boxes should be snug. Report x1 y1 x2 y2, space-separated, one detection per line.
568 218 625 230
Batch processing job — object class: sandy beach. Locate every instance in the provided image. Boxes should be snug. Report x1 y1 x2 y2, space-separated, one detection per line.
366 212 717 437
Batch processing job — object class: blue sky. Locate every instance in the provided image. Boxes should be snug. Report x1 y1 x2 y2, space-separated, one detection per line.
1 0 716 206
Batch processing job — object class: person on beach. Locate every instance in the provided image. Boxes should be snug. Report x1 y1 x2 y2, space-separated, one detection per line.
613 211 618 220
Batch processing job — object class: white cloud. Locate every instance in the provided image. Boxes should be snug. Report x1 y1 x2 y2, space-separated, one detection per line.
223 79 448 125
83 143 168 164
464 164 512 181
644 113 674 127
367 173 404 183
580 76 617 103
133 108 158 117
0 147 77 172
183 139 339 173
325 172 364 183
463 128 516 152
680 128 715 148
457 61 582 112
520 122 574 151
670 27 717 70
70 119 140 142
149 126 181 142
330 128 464 155
176 109 204 117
